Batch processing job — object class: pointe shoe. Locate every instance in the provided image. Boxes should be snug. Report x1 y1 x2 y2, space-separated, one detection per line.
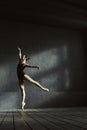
22 102 26 110
45 88 49 92
42 87 49 92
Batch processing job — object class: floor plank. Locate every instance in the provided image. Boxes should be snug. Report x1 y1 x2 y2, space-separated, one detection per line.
13 112 31 130
0 112 14 130
0 112 7 127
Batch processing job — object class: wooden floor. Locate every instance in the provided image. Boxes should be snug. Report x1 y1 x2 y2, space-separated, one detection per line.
0 108 87 130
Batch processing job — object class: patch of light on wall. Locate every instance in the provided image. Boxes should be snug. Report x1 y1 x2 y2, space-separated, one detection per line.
0 92 18 110
0 65 10 90
40 72 58 91
63 45 70 89
65 68 70 89
27 48 59 75
63 45 68 60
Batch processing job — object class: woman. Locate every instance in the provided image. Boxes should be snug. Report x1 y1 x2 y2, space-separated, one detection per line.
17 47 49 110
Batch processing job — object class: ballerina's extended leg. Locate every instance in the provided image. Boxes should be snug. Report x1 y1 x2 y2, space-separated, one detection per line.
24 74 49 92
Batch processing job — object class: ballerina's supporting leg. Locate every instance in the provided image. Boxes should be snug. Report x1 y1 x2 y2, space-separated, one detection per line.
24 74 49 92
19 83 26 110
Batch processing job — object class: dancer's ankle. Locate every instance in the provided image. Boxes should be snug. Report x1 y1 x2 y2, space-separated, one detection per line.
22 102 26 110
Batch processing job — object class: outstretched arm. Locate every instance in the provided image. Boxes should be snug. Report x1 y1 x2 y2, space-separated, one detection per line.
25 63 39 69
17 47 22 61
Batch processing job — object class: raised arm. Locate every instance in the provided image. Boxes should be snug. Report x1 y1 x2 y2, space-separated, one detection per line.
17 47 22 61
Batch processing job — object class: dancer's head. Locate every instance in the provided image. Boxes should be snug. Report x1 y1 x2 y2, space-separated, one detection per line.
22 55 29 63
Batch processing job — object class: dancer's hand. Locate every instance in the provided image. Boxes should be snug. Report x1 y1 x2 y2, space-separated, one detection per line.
17 47 21 51
37 66 39 70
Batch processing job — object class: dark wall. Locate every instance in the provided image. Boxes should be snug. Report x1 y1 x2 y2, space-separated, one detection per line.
0 20 86 109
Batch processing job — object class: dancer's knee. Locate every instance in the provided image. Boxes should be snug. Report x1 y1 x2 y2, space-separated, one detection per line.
20 85 25 91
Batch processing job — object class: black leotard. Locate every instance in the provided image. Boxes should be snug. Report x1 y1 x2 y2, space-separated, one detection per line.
17 63 26 81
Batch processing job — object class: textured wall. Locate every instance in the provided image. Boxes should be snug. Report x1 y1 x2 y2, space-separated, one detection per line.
0 20 86 109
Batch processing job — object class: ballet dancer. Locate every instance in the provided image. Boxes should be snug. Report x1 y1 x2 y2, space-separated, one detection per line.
17 47 49 110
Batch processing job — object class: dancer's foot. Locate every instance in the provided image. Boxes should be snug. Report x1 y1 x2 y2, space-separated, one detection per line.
22 102 26 111
42 87 49 92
